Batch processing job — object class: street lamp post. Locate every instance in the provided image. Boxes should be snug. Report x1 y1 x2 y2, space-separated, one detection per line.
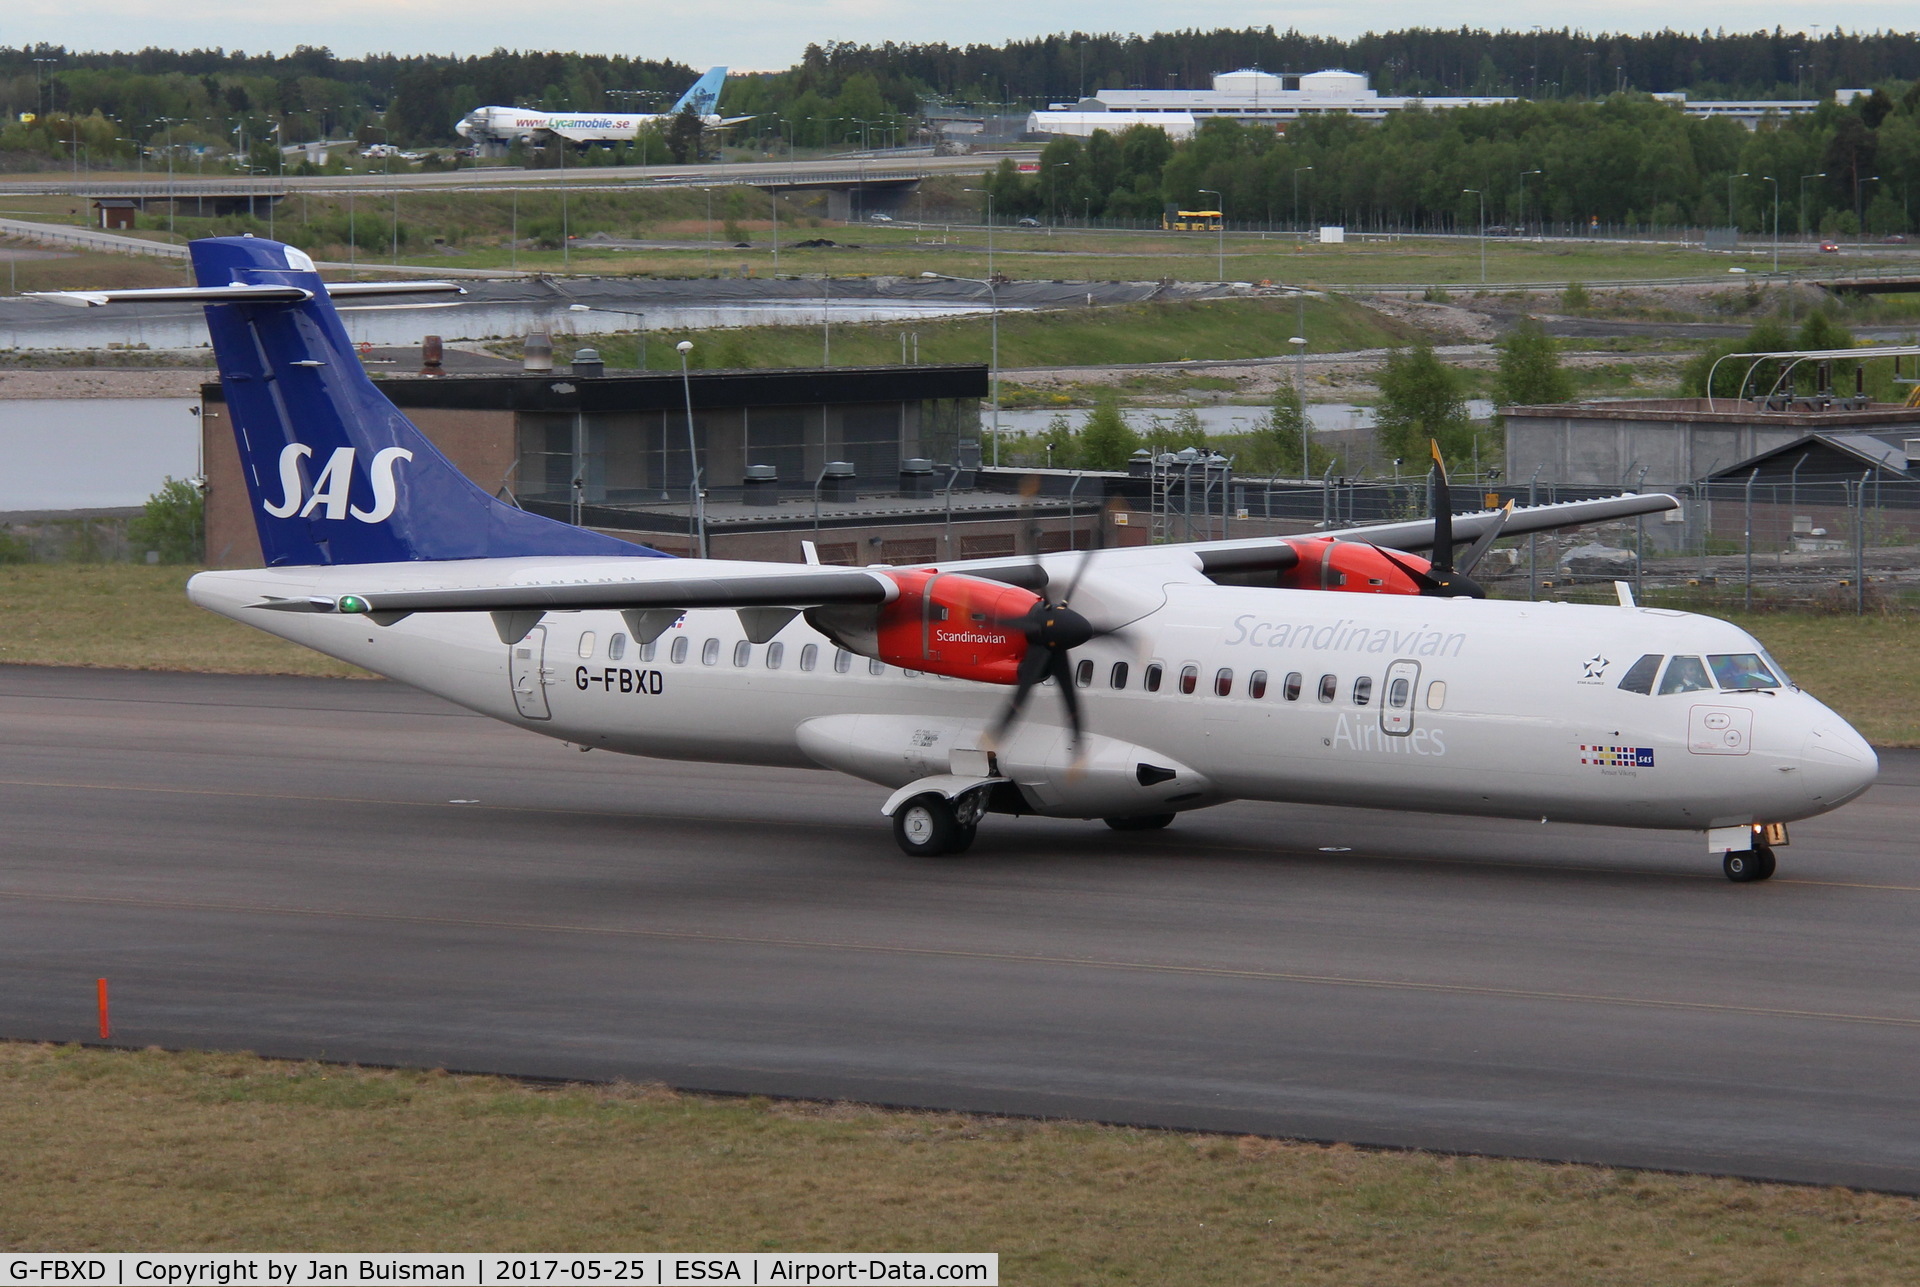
1288 336 1308 476
1728 171 1749 231
1463 188 1486 283
1760 175 1780 272
1800 172 1826 241
676 340 705 557
1198 188 1224 280
1048 160 1071 225
964 187 994 278
1292 166 1312 233
923 271 1001 465
1516 168 1541 234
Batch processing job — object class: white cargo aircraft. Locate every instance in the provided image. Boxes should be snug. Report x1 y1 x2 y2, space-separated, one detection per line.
31 238 1880 879
455 68 750 147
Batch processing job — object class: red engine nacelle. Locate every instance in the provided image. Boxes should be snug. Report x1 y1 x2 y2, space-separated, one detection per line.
873 569 1039 684
1275 537 1430 595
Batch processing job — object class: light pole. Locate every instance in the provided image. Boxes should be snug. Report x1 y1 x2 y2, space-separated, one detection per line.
1048 160 1071 225
1464 188 1486 283
1288 336 1308 476
1516 168 1541 233
1199 188 1224 280
1858 175 1882 235
1728 170 1749 231
1760 175 1780 272
923 271 1001 465
1800 172 1826 241
568 304 647 368
1292 166 1312 232
676 340 705 557
964 187 994 278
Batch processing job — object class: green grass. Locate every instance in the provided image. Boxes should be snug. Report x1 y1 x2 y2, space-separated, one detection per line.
5 1042 1919 1280
0 565 365 677
547 295 1416 373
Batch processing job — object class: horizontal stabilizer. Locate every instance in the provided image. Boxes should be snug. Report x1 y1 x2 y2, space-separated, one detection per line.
29 280 464 309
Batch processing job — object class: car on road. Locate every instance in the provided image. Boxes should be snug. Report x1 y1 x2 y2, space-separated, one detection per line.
1820 241 1842 253
1016 216 1041 227
1884 234 1909 244
867 212 893 222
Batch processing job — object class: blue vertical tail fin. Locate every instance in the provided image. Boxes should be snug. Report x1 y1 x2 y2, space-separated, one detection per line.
670 67 728 116
191 236 664 567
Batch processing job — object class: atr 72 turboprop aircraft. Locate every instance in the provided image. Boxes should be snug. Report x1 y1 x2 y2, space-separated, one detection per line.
32 238 1879 879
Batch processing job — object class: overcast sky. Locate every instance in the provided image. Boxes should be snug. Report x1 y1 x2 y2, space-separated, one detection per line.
9 1 1913 73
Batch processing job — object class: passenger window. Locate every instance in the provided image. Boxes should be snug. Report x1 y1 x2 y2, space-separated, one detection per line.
639 639 656 663
1352 676 1373 706
1387 677 1410 709
1318 674 1337 703
799 643 818 672
1179 664 1199 695
701 638 720 666
1144 663 1164 692
1110 662 1129 689
834 649 853 674
1618 654 1663 695
669 636 689 664
1075 659 1093 688
577 631 596 660
1214 668 1233 697
766 642 785 669
1426 680 1446 710
1708 653 1781 691
607 633 627 661
1283 672 1302 702
1657 655 1714 695
733 640 751 667
868 657 886 676
1249 670 1268 699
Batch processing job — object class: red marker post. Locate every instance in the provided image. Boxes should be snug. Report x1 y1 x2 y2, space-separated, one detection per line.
97 978 110 1040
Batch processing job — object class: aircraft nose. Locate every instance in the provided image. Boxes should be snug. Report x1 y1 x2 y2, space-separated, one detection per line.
1801 719 1879 807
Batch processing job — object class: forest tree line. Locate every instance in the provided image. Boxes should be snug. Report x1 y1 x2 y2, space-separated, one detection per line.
6 24 1920 156
985 88 1920 235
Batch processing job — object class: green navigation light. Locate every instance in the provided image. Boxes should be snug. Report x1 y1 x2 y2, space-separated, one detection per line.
338 595 370 614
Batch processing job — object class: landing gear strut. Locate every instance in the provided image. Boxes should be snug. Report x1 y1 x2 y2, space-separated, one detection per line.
893 791 982 858
1104 814 1176 832
1723 845 1777 882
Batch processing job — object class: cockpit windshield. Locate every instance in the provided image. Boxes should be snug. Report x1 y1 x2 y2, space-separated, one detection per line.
1657 655 1715 695
1707 653 1781 691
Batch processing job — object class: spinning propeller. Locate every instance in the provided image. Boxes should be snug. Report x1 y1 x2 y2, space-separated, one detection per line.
1375 442 1511 599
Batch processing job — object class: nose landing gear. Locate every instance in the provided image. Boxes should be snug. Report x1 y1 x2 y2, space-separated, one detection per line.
1723 845 1777 882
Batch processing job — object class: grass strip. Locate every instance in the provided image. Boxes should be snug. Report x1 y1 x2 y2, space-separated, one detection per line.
2 1042 1916 1281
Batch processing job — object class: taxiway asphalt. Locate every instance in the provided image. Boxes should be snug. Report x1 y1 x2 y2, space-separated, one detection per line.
2 665 1916 1190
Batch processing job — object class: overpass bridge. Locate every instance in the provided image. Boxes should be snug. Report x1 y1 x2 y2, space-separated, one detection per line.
0 153 1033 220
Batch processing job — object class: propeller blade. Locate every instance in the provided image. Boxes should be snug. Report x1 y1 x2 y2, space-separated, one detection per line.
986 645 1052 745
1057 546 1097 606
1429 441 1454 576
1375 547 1446 595
1049 651 1084 751
1456 500 1515 577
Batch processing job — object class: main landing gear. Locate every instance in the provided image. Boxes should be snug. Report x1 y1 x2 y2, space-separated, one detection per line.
1723 845 1777 882
893 791 983 858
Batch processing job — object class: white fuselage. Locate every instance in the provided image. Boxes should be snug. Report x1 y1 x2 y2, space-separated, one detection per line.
455 107 722 146
188 553 1879 834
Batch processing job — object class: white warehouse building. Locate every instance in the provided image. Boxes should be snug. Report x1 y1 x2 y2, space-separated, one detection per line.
1027 69 1512 139
1027 68 1827 138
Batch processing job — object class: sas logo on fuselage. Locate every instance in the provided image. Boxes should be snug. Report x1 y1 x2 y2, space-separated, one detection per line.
262 443 412 523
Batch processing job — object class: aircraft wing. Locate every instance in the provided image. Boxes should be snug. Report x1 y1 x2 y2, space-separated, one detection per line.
1188 492 1679 575
261 568 897 618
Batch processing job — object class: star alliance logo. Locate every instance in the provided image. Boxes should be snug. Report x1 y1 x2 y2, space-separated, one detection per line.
1581 655 1610 680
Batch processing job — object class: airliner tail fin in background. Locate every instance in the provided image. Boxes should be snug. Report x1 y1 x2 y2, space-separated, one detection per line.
103 237 664 567
671 67 728 116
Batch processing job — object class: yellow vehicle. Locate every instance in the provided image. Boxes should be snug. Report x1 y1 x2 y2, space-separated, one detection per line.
1162 209 1223 231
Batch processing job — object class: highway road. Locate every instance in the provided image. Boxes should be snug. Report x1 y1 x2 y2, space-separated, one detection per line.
3 665 1917 1191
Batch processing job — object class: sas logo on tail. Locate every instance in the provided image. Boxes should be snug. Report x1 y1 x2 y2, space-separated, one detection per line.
262 443 412 523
